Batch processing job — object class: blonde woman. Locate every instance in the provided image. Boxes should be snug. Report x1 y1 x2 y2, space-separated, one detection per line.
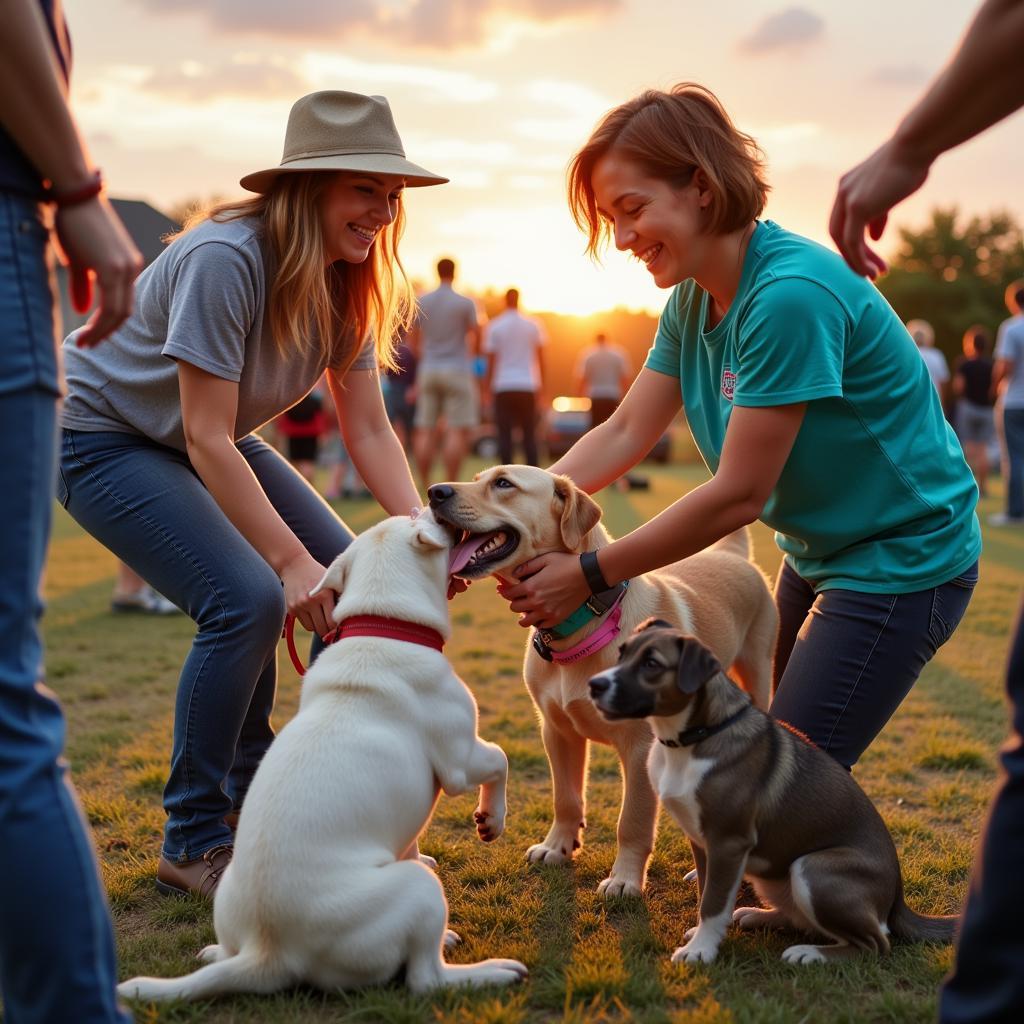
57 92 445 896
501 84 981 771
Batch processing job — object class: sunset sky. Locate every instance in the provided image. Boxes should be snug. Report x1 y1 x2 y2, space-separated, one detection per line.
64 0 1024 316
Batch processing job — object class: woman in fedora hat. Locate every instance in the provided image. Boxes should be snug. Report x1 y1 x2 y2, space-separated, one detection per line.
56 91 447 897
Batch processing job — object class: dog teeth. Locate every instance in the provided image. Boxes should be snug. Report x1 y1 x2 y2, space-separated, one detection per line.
466 532 507 566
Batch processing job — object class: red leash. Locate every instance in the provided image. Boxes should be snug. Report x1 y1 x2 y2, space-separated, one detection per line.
283 613 445 676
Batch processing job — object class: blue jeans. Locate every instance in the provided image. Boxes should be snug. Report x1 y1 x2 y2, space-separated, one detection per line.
1002 407 1024 520
0 194 130 1022
940 592 1024 1022
58 428 354 863
771 559 978 769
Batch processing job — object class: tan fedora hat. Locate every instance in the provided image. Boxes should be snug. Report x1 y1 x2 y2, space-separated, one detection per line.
240 91 448 193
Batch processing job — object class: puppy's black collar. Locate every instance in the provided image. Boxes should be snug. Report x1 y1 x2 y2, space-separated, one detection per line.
658 704 750 748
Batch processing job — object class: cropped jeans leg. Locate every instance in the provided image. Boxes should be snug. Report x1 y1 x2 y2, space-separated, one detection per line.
0 188 129 1023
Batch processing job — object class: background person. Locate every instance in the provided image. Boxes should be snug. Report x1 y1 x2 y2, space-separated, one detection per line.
573 331 633 428
953 325 995 498
907 317 950 409
410 257 481 484
0 1 140 1021
483 287 546 466
992 279 1024 525
499 82 980 775
826 0 1024 1017
381 328 418 451
57 91 443 897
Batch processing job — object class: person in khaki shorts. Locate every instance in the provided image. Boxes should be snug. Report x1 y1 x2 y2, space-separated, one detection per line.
410 257 481 484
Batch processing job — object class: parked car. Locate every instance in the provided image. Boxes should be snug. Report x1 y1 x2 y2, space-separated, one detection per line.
544 396 671 463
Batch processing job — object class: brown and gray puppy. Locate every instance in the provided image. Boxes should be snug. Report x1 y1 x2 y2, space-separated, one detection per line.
587 619 957 965
429 465 777 898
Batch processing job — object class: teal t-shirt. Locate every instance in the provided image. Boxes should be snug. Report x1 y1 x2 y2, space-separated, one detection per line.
645 220 981 593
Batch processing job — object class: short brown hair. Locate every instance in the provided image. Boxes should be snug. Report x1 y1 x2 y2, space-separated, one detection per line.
568 83 769 258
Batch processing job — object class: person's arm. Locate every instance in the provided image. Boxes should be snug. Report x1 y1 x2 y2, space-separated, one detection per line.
547 367 681 489
0 0 141 343
502 402 806 628
178 361 337 636
328 367 421 515
830 0 1024 277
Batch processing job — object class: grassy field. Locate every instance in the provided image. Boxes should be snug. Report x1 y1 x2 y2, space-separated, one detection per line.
41 452 1019 1023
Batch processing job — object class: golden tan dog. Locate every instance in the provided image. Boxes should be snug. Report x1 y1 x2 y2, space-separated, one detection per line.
428 465 777 897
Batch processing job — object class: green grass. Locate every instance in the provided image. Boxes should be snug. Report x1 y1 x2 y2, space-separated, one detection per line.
40 452 1017 1022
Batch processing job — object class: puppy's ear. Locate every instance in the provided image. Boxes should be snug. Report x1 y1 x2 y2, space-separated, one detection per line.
414 522 447 551
310 550 349 599
636 617 673 634
552 474 602 551
675 637 722 695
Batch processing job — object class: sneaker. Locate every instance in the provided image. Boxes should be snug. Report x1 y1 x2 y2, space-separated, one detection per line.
111 584 181 615
987 513 1024 527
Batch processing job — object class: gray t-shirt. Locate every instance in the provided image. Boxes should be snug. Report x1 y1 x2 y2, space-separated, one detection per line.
61 215 375 451
996 314 1024 410
415 283 479 373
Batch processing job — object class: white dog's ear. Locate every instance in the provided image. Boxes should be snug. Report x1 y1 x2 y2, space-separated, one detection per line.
553 475 602 551
309 550 350 598
414 522 447 551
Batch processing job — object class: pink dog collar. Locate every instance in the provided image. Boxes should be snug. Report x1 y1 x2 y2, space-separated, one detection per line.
533 589 627 665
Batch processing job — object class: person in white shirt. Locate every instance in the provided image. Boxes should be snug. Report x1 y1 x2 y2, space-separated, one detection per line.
907 318 950 406
573 332 633 427
483 288 545 465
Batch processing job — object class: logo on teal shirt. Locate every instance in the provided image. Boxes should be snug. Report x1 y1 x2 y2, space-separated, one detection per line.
721 367 736 401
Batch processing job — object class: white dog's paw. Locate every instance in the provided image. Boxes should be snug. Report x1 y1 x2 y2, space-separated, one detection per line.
596 874 644 899
197 943 226 963
683 868 698 884
782 943 828 965
477 958 529 984
444 929 462 949
671 937 720 965
473 807 505 843
525 841 573 865
117 978 158 999
418 853 439 871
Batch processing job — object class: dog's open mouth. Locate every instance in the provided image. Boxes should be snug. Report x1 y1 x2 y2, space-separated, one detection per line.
447 527 520 578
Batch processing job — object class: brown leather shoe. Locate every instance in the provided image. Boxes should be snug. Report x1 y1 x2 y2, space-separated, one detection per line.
156 844 233 898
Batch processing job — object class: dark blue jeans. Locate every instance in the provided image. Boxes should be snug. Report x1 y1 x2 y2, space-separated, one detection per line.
0 193 130 1022
940 594 1024 1022
1002 407 1024 520
771 559 978 769
58 428 354 863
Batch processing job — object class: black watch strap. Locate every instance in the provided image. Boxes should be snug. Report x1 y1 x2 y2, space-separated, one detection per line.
580 550 611 595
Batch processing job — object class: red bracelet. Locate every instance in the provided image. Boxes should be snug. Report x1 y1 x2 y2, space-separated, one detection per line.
47 169 104 207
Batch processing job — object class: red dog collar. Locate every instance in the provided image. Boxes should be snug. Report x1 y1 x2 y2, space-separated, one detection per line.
284 613 445 676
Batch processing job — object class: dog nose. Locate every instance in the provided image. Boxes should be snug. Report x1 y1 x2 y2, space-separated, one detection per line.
427 484 455 508
588 676 610 698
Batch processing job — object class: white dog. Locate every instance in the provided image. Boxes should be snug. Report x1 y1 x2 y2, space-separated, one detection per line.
119 512 527 1001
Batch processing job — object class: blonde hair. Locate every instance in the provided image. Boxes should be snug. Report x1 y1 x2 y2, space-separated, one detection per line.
171 173 412 374
568 83 769 259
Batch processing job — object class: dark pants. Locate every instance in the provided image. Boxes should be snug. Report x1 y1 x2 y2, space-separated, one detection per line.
939 595 1024 1023
1003 407 1024 520
494 390 538 466
771 559 978 769
58 429 353 863
589 397 618 428
0 192 130 1022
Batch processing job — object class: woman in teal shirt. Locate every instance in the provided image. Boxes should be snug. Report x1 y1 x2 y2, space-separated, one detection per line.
502 83 980 769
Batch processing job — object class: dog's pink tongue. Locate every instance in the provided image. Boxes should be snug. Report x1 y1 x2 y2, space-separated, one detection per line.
449 537 479 575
